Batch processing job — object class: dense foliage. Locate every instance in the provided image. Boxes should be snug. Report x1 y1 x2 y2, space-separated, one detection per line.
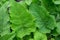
0 0 60 40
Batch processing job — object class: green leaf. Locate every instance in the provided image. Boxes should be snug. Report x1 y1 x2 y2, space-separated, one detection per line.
17 27 36 38
29 3 56 33
53 0 60 4
10 0 36 38
0 32 15 40
34 31 47 40
0 1 10 36
56 22 60 34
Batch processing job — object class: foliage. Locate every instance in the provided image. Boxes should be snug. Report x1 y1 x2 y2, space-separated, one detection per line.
0 0 60 40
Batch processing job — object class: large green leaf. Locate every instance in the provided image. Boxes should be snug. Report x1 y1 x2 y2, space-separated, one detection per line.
29 3 56 33
10 0 36 38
